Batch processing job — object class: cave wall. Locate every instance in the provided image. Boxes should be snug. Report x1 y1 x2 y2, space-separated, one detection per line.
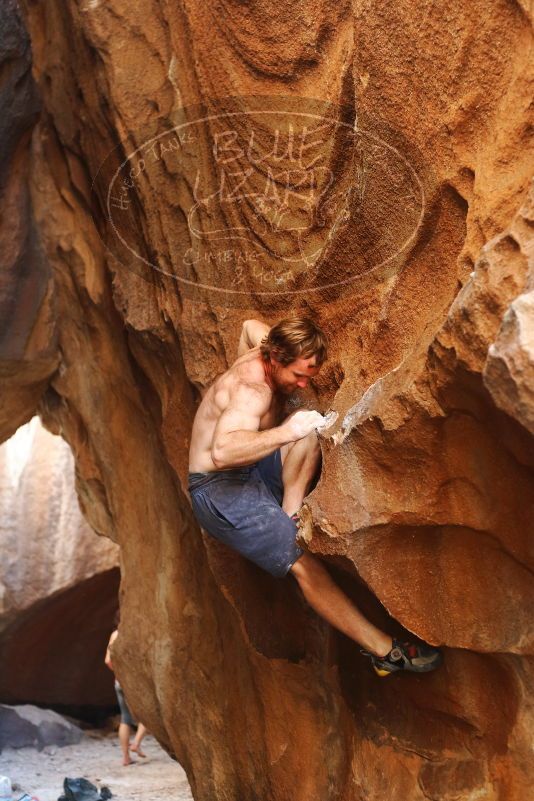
0 1 532 799
0 417 120 706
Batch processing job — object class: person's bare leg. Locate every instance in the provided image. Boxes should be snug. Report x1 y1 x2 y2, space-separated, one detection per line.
119 722 132 766
290 553 393 656
281 431 392 656
131 724 147 757
280 432 321 517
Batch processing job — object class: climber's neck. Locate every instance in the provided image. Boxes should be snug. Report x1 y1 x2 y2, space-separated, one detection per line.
262 357 276 393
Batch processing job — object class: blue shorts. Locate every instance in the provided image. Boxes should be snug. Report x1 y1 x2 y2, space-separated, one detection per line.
188 450 304 578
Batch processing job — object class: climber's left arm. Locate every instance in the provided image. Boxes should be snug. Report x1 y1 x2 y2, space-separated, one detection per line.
237 319 271 356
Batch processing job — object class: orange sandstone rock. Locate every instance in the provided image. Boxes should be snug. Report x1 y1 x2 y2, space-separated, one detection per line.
0 0 532 799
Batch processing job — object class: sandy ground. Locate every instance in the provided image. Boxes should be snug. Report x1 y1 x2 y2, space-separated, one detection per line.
0 731 193 801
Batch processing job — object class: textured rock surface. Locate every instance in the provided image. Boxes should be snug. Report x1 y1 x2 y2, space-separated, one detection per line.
0 418 119 706
0 704 83 752
0 1 532 800
0 0 58 443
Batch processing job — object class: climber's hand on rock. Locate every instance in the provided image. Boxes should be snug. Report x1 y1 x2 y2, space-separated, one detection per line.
315 410 338 433
281 410 325 441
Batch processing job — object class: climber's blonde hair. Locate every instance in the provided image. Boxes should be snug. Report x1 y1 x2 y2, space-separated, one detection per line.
260 316 328 367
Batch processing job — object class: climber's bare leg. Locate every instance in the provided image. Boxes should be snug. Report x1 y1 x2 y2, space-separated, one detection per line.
290 553 393 656
131 723 147 757
280 431 321 517
119 722 133 766
280 431 392 656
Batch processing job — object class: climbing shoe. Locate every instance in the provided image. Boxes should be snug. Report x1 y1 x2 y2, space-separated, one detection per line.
362 639 443 676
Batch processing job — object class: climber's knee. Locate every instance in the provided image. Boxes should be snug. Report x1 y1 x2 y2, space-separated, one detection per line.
282 429 320 468
304 430 321 456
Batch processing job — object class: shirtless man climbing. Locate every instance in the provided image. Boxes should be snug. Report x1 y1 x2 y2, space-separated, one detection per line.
188 316 442 675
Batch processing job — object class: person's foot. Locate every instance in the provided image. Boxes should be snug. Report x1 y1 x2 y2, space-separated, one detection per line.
122 755 134 766
131 743 146 758
362 638 443 676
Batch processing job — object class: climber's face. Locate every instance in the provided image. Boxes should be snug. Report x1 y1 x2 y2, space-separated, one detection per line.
270 354 321 395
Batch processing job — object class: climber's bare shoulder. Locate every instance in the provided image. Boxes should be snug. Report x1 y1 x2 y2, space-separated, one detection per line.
188 350 272 472
213 351 272 421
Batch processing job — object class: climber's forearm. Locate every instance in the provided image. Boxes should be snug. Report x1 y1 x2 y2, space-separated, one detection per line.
212 426 291 468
